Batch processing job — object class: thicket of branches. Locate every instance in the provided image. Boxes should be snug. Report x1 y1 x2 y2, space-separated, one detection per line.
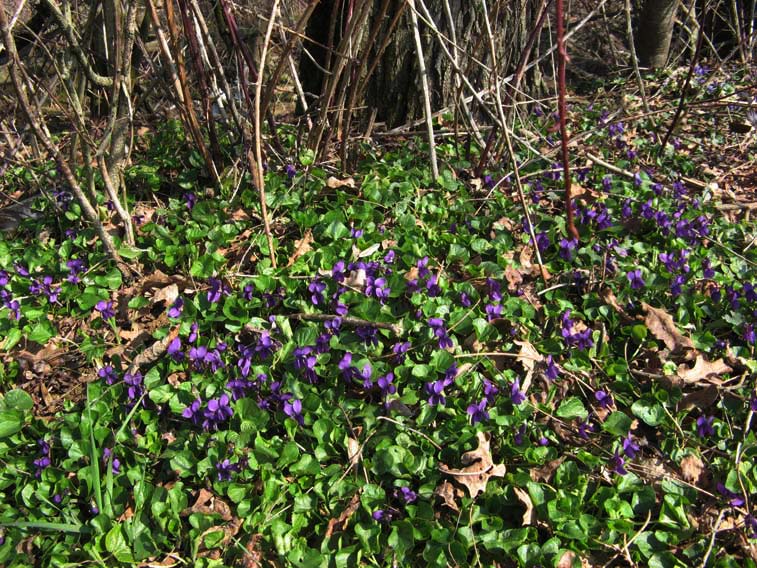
0 0 754 270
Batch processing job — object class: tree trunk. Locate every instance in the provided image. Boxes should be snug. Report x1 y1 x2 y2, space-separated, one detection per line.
300 0 543 128
636 0 679 68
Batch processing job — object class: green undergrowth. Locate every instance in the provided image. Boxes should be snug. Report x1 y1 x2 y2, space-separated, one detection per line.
0 65 756 567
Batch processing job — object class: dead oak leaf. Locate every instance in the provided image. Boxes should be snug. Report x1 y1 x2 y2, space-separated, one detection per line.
676 356 732 384
153 284 179 307
680 454 707 485
515 339 542 392
642 302 697 358
287 229 314 267
182 488 232 521
433 480 461 512
504 265 523 293
440 432 506 497
530 456 565 483
513 486 536 526
326 176 356 189
324 492 361 538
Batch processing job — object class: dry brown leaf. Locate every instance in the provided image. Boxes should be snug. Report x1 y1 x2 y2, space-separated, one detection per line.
183 489 232 521
441 432 506 497
642 302 697 357
678 384 719 411
599 287 631 321
347 437 362 467
161 431 177 444
240 534 264 568
676 356 732 384
324 492 361 538
153 284 179 307
433 480 461 512
287 229 314 267
504 265 523 292
117 505 135 522
138 555 182 568
680 454 707 485
230 208 252 221
557 550 577 568
513 486 536 526
403 266 419 282
344 268 367 289
326 176 356 189
515 340 542 392
530 457 565 483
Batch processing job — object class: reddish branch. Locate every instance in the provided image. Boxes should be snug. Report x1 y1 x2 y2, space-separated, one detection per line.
556 0 579 241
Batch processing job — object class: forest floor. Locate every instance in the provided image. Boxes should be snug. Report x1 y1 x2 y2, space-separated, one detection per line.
0 62 756 567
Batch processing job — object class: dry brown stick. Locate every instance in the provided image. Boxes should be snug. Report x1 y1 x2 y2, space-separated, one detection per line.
254 0 280 268
624 0 650 115
284 313 403 337
41 0 113 87
177 0 223 166
408 0 439 181
99 158 135 246
0 5 129 274
259 0 320 121
556 0 579 242
164 0 219 185
188 0 244 134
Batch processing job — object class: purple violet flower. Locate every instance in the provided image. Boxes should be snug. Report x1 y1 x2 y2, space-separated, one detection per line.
627 269 645 290
467 398 490 424
283 399 304 425
510 379 526 405
696 415 715 438
168 297 184 318
609 450 627 475
95 300 115 320
622 433 640 458
203 394 233 430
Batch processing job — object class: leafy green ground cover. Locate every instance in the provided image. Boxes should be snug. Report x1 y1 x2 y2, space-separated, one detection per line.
0 65 756 566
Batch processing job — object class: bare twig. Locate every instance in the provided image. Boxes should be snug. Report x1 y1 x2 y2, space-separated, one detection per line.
0 5 128 273
269 313 403 336
624 0 650 114
659 3 707 153
408 0 438 181
254 0 280 268
556 0 579 241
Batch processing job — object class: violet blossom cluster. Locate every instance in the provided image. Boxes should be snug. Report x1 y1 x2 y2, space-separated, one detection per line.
560 310 594 350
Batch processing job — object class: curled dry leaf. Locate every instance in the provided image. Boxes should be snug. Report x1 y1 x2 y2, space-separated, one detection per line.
513 486 536 526
324 492 361 538
153 283 179 307
557 550 577 568
326 176 356 189
240 534 264 568
344 268 367 289
515 339 542 393
680 454 707 485
678 384 719 411
600 287 631 321
530 456 565 483
287 228 314 267
182 488 232 521
504 265 523 293
676 356 732 384
641 302 697 359
433 480 461 512
347 437 362 467
440 432 506 497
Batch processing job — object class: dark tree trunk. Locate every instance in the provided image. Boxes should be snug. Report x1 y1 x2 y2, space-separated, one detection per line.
300 0 543 128
636 0 679 68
